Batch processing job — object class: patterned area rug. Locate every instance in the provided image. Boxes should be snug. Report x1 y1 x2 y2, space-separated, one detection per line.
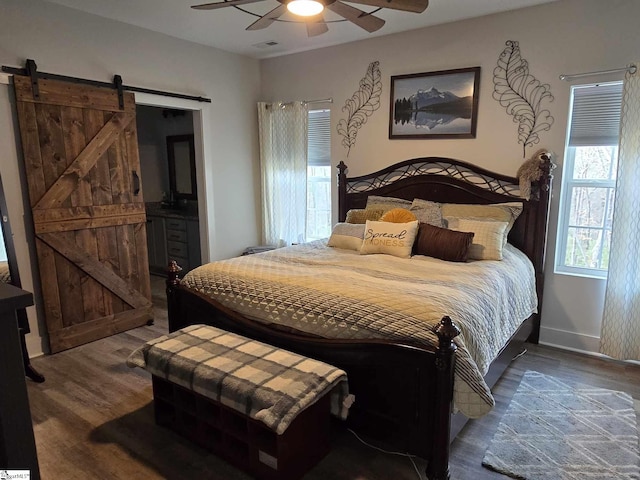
482 371 640 479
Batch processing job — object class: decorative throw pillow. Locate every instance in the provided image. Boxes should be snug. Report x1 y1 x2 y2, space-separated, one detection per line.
413 223 475 262
360 220 419 259
345 208 384 224
410 198 443 227
327 223 366 251
365 195 412 213
380 208 418 223
441 202 523 244
448 218 509 260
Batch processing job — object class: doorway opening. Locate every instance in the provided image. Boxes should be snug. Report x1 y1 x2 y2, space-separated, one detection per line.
134 92 210 278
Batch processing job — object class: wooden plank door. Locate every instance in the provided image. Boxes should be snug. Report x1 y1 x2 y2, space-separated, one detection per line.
13 75 152 353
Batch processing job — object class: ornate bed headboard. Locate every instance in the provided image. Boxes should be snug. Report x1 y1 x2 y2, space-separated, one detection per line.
337 156 554 341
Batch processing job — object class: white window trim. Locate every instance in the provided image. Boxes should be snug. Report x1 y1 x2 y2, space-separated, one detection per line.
554 81 622 279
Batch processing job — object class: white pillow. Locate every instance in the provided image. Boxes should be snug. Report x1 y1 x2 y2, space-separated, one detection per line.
327 223 365 251
448 218 508 260
360 220 419 259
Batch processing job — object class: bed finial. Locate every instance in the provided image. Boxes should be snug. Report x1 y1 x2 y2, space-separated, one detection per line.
538 152 555 193
167 260 183 288
517 149 556 199
434 316 461 349
337 162 348 221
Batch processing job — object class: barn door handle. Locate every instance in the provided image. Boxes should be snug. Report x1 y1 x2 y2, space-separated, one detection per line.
132 170 140 196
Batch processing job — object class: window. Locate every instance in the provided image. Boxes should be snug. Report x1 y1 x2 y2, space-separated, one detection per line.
306 109 331 241
555 82 623 278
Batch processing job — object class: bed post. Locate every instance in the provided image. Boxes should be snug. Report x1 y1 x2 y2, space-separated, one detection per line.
529 154 554 343
166 260 183 332
427 316 461 480
337 161 348 222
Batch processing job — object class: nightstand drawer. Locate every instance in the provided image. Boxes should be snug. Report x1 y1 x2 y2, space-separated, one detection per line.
166 218 187 231
166 229 187 243
167 241 189 259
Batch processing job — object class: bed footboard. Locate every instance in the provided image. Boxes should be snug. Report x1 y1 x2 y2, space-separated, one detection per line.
166 264 460 480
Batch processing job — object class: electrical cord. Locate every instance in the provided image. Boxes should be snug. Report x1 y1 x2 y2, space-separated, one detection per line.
512 347 528 361
348 428 423 480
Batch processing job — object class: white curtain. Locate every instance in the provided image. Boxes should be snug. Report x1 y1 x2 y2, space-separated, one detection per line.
600 64 640 360
257 101 308 247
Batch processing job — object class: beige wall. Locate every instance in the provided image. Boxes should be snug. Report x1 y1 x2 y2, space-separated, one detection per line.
260 0 640 353
0 0 262 355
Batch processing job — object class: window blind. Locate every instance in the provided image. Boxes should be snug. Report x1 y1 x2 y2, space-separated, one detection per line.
308 109 330 167
568 82 623 147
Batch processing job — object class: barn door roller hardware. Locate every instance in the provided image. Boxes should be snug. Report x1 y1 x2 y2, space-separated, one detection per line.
2 59 212 105
25 59 40 99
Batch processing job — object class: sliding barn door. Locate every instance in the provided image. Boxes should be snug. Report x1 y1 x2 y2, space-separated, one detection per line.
13 75 152 353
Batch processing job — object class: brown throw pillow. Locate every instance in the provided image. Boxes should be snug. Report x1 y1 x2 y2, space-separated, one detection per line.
413 222 475 262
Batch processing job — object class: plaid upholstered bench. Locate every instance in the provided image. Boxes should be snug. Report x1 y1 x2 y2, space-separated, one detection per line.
127 324 351 480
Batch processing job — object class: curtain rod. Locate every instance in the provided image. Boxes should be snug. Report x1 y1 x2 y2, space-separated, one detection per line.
304 98 333 105
271 98 333 108
559 64 637 81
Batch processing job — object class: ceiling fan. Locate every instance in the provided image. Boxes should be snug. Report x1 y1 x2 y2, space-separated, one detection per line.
191 0 429 37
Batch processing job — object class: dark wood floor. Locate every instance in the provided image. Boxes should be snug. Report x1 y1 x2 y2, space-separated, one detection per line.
25 275 640 479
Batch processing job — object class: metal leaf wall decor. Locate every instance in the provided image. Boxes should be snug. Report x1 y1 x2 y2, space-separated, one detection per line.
337 61 382 157
493 41 554 157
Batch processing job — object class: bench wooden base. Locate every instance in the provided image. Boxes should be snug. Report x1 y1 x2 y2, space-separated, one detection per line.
152 376 331 480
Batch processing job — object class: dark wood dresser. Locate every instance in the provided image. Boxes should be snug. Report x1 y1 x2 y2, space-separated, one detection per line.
0 283 39 478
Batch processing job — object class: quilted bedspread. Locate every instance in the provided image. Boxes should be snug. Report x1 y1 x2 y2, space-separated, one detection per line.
0 261 10 284
182 241 537 418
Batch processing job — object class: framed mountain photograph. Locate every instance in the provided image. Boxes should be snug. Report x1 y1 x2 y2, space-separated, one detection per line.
389 66 480 139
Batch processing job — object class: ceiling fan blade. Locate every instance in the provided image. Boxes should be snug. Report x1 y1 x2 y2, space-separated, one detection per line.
327 1 385 33
344 0 428 14
192 0 265 10
246 4 287 30
306 14 329 37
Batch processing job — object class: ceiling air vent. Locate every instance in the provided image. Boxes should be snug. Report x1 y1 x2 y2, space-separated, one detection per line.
252 41 279 49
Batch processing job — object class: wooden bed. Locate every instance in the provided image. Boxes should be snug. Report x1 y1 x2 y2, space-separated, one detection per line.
166 156 553 480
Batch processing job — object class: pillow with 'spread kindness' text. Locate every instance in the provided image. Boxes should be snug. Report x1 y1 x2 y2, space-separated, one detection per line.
360 220 419 258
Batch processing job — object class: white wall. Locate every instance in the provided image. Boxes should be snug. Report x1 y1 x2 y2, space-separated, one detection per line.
0 0 262 355
259 0 640 354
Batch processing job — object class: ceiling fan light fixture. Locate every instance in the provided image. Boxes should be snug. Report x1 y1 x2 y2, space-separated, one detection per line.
287 0 324 17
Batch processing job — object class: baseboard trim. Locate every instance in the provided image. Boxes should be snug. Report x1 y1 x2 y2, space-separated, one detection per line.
539 326 601 355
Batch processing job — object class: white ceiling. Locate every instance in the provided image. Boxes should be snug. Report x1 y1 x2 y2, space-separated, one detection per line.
44 0 559 59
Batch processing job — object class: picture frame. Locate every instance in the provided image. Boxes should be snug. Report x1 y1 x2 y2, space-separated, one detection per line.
389 66 480 139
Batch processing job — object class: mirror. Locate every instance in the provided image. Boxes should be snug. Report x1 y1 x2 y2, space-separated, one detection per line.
0 176 20 289
0 221 11 284
167 134 196 201
0 175 45 382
